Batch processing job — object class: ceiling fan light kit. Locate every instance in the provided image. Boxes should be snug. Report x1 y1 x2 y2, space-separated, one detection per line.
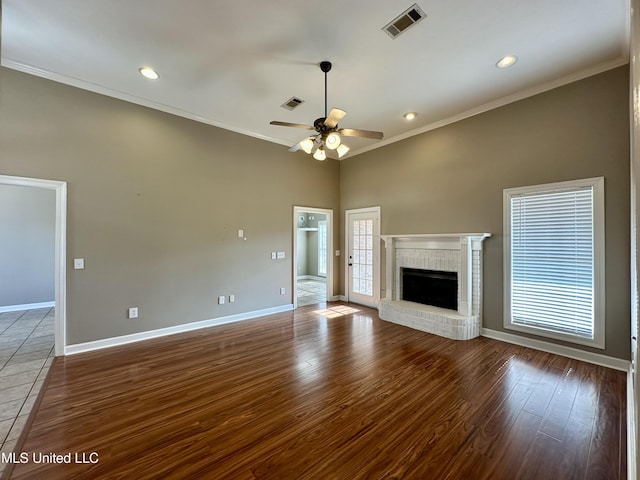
325 132 341 150
270 61 383 160
313 147 327 161
300 138 315 154
336 144 350 158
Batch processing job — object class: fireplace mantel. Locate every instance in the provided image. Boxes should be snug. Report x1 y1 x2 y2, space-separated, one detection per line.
381 233 491 249
380 232 491 340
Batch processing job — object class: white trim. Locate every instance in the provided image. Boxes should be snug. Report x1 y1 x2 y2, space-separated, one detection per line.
65 304 294 355
293 206 334 310
345 206 381 308
503 177 606 349
297 275 325 281
0 175 67 357
0 301 55 313
629 362 637 480
0 58 293 150
481 328 628 372
381 232 491 242
629 1 639 478
2 57 628 160
317 219 328 277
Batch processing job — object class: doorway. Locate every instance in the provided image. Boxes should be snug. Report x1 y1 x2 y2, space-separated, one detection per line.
293 206 333 308
0 175 67 356
345 206 380 307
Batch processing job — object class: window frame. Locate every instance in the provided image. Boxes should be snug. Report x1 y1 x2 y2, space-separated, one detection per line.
503 177 605 349
317 220 327 277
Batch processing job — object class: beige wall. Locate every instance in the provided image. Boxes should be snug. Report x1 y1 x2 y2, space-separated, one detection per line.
340 66 631 360
0 68 340 345
0 185 55 307
0 65 631 360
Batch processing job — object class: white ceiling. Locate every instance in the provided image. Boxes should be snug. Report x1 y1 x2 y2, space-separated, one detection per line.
1 0 630 158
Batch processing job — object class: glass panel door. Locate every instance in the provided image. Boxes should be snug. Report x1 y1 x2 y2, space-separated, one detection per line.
346 208 379 307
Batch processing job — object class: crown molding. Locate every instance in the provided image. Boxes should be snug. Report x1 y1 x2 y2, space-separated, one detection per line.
2 55 629 159
349 56 630 158
0 57 293 148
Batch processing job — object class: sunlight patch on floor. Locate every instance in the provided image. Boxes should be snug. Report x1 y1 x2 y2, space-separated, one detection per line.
313 305 360 318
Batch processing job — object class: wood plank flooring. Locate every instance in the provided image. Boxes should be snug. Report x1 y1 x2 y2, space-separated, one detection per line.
3 303 626 479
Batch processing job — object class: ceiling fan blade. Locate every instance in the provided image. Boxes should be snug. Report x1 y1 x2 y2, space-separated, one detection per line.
288 143 302 152
324 108 347 128
338 128 384 140
270 121 315 130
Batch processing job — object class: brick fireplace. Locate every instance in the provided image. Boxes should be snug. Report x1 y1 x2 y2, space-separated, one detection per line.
379 233 491 340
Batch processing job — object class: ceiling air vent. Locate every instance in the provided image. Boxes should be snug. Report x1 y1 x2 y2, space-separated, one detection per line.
281 97 305 111
382 4 426 39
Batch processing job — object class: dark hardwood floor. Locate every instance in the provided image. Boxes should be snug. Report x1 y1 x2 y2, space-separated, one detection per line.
4 303 626 479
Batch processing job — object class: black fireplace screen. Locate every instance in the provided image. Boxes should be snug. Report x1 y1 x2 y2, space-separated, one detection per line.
401 267 458 310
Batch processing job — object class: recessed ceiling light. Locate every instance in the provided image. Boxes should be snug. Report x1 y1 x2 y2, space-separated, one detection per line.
138 67 159 80
403 112 417 120
496 55 518 69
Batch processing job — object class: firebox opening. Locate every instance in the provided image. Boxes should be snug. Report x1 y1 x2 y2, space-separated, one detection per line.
401 267 458 310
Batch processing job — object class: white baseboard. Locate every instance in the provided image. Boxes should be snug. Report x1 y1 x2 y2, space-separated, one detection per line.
628 363 637 480
65 304 294 356
481 328 630 372
0 301 55 313
297 275 326 281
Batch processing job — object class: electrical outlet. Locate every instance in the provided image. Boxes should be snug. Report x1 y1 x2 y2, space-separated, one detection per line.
218 296 225 305
229 295 235 303
74 258 85 270
277 251 285 259
280 287 286 295
128 307 138 319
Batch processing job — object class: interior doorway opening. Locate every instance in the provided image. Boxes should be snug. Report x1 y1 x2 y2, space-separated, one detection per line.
0 175 67 356
293 206 333 308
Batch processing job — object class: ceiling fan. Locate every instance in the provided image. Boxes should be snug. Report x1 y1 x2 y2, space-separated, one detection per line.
270 61 383 160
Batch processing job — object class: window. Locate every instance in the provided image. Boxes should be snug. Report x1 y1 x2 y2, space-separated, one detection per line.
503 177 605 348
318 220 327 277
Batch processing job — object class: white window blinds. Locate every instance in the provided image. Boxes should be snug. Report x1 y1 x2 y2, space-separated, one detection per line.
510 187 595 338
505 177 605 348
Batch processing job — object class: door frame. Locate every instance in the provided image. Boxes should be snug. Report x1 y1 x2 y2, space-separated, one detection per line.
0 175 67 356
345 206 381 307
293 206 334 309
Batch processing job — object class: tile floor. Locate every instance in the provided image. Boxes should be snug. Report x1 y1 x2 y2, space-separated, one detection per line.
297 278 327 306
0 308 54 475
